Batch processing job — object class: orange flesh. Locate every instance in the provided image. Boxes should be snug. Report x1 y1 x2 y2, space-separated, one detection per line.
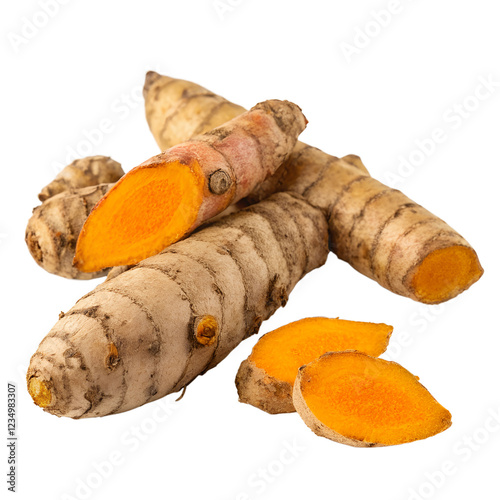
74 161 204 272
250 318 392 386
301 352 452 445
412 246 483 303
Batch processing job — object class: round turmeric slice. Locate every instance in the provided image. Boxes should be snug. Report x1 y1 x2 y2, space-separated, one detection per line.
293 351 452 447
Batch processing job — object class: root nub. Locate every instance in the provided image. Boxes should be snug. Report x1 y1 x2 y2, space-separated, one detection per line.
195 315 219 346
209 170 232 195
105 343 120 370
28 377 52 408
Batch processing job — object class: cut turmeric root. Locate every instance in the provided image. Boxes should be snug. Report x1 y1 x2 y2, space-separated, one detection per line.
236 318 392 414
144 72 483 304
74 100 306 272
293 351 452 447
74 162 204 272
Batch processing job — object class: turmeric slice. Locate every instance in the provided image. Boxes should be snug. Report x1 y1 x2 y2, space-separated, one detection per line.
73 100 306 272
293 351 452 447
235 318 392 414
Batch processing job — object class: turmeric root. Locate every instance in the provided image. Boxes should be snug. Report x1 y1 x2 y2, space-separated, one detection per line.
27 192 329 418
38 156 124 202
144 72 483 304
293 351 452 447
26 156 124 279
143 70 247 150
26 184 116 279
235 318 392 414
74 100 306 272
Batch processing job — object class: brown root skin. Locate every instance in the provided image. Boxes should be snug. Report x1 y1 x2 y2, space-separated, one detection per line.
293 351 452 447
27 192 329 418
143 71 247 150
74 99 307 272
236 359 296 414
144 72 483 304
235 317 392 414
105 265 134 281
38 156 124 202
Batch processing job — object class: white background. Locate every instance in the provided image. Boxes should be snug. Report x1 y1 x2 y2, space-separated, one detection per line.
1 1 499 499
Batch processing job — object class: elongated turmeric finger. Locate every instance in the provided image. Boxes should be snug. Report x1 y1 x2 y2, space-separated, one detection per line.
27 193 328 418
74 100 306 272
